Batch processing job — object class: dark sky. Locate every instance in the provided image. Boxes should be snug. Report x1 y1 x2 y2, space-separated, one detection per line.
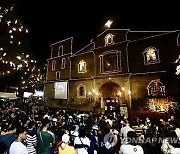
17 1 180 64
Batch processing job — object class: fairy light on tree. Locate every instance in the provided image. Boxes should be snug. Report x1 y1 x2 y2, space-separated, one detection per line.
0 1 45 91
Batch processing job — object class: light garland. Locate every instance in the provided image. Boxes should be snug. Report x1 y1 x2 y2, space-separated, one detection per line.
175 55 180 75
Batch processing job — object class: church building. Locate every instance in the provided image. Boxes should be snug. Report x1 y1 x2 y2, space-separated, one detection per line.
44 29 180 112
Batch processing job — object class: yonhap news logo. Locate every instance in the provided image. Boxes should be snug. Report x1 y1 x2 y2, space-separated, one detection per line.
122 137 180 144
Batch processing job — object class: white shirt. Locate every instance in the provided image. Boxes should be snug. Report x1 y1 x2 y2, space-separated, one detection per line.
161 138 180 154
119 144 144 154
175 129 180 141
120 125 134 144
9 141 28 154
121 125 134 139
74 136 90 154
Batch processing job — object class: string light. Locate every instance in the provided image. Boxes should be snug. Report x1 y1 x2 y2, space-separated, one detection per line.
0 4 45 90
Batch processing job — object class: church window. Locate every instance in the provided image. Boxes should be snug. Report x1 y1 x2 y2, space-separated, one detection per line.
78 60 87 73
147 79 165 97
143 47 160 65
100 51 120 73
105 33 114 46
52 60 56 71
58 45 63 56
77 84 86 98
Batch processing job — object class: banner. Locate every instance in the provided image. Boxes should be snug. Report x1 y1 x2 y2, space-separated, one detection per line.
54 82 67 99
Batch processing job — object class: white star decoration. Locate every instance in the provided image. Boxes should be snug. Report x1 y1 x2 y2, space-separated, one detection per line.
105 20 113 28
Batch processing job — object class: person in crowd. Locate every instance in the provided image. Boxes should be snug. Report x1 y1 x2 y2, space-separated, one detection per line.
119 131 144 154
25 121 37 154
173 119 180 141
161 130 180 154
74 125 90 154
120 120 134 144
9 126 28 154
69 125 79 146
110 121 120 153
101 124 117 154
144 119 159 154
37 118 55 154
58 133 75 154
0 124 17 154
86 126 97 154
0 141 8 154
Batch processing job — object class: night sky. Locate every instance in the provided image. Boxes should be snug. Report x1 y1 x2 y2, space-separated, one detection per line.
16 1 180 64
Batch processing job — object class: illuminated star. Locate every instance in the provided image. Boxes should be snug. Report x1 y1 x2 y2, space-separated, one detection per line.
105 20 113 28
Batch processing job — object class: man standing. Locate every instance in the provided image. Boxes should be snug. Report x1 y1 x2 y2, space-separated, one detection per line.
25 121 37 154
9 126 28 154
37 118 55 154
120 120 134 144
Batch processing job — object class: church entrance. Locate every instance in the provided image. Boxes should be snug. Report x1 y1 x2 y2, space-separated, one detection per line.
99 81 123 112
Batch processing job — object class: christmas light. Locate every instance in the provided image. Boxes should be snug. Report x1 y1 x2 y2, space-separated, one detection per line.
0 4 45 90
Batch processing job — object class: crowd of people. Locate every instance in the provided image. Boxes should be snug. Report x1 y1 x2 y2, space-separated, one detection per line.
0 99 180 154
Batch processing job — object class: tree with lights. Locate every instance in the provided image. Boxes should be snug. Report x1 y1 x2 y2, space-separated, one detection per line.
0 1 45 92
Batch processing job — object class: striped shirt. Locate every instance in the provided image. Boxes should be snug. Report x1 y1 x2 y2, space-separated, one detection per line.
25 131 37 154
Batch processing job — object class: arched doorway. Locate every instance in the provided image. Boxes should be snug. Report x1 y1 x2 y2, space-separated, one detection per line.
99 81 123 111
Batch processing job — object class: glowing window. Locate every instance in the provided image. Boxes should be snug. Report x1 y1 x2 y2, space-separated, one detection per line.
78 60 87 73
147 80 165 97
105 33 114 46
77 84 86 98
61 58 66 69
52 60 56 71
143 47 160 65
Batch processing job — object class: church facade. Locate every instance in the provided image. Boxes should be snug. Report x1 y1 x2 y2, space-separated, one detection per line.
44 29 180 112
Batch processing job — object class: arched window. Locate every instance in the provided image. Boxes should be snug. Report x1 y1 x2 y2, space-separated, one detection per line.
105 33 114 46
52 60 56 71
77 84 86 98
61 58 66 69
78 60 87 73
58 45 63 56
142 46 160 65
147 79 165 97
